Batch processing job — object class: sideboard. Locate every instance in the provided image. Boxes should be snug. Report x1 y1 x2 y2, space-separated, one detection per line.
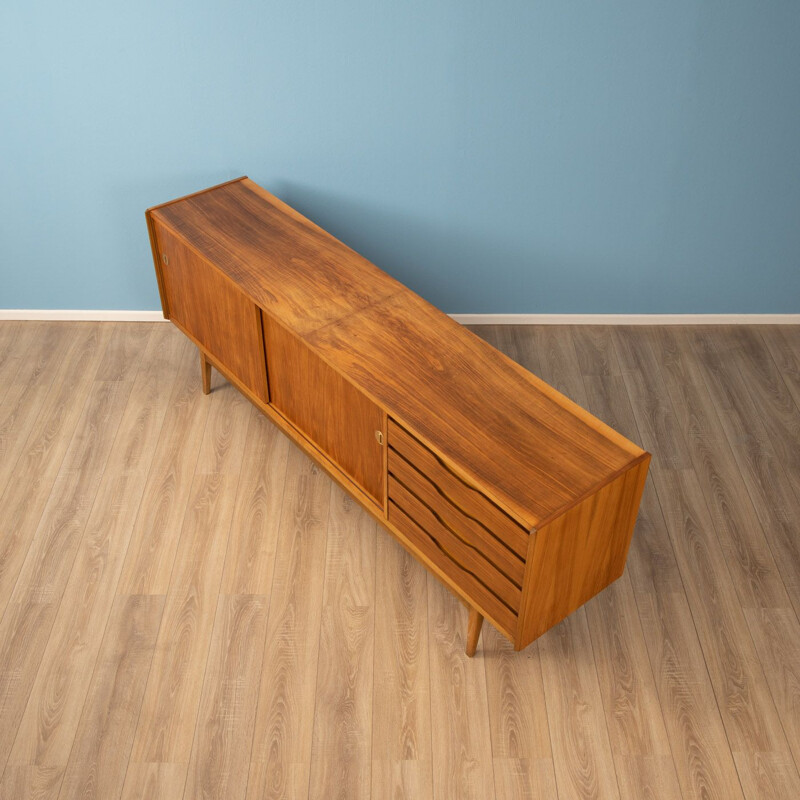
146 177 650 655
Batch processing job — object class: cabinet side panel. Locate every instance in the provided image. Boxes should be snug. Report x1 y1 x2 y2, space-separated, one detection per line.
516 455 650 649
153 220 268 403
263 314 385 506
145 211 169 318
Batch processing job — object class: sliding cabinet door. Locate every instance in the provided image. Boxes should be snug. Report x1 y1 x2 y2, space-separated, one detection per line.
264 314 384 506
151 219 268 403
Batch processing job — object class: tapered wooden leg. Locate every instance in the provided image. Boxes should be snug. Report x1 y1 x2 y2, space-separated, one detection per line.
466 607 483 657
200 350 212 395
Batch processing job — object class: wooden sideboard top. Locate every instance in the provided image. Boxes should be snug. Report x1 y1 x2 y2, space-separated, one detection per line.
150 177 646 530
152 178 404 335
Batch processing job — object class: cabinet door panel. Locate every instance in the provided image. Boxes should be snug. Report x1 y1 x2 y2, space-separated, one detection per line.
154 221 268 403
264 314 384 505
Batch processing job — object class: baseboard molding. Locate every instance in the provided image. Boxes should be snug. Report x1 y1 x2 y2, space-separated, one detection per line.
449 313 800 325
1 309 798 324
0 309 167 321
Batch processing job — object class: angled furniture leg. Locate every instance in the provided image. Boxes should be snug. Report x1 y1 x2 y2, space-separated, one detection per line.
466 607 484 657
200 349 212 395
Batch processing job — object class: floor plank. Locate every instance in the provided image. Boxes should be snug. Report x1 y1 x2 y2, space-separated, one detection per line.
183 594 268 800
115 336 212 595
0 324 111 620
689 327 800 613
129 366 252 765
492 757 558 800
5 326 175 770
0 371 131 773
94 322 152 383
245 449 332 800
369 760 434 800
730 328 800 483
119 763 187 800
655 468 800 798
0 765 64 800
583 576 682 800
539 610 621 800
761 326 800 413
649 327 800 774
0 324 77 500
220 408 290 596
371 534 433 800
1 320 798 799
628 488 746 800
427 580 495 800
0 322 27 394
577 328 744 799
614 328 800 797
308 485 377 799
482 625 557 799
129 467 244 763
649 327 791 612
57 594 164 800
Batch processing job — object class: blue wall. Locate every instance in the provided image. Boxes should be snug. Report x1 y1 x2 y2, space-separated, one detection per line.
2 1 799 313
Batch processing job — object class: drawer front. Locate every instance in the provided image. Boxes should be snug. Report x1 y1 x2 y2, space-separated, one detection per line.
389 476 521 608
388 420 530 557
388 420 529 635
389 496 518 635
389 453 525 588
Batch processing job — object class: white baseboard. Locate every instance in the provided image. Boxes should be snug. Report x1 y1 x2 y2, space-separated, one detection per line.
449 313 800 325
0 310 167 321
0 309 797 324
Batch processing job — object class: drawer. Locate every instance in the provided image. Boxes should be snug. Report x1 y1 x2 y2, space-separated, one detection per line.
389 448 525 588
389 491 518 635
388 419 530 557
389 474 521 608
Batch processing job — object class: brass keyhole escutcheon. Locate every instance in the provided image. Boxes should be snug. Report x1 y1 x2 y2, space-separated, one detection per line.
375 430 384 445
162 253 169 265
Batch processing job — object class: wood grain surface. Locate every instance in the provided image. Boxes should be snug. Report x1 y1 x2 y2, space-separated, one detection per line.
1 320 798 799
389 497 518 637
0 324 111 621
150 221 269 403
8 325 178 768
264 314 384 506
427 578 496 799
0 369 131 772
575 363 744 797
388 452 525 587
150 178 651 659
150 179 404 336
0 324 75 501
388 419 530 559
482 622 558 800
58 594 165 800
309 290 643 529
371 534 433 798
183 594 268 800
308 485 376 799
518 456 648 648
149 178 645 531
245 447 332 800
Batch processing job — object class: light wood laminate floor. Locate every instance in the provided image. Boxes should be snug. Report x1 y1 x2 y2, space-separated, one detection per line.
0 321 799 800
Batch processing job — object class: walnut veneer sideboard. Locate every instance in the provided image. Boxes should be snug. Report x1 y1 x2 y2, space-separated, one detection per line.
145 177 650 655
